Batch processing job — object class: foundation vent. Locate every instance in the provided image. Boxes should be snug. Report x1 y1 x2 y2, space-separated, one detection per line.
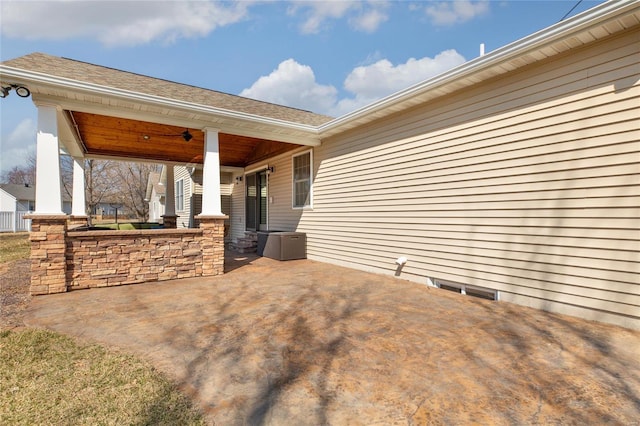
433 279 499 301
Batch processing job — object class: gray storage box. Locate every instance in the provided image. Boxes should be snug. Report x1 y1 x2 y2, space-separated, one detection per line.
257 230 281 256
260 232 306 260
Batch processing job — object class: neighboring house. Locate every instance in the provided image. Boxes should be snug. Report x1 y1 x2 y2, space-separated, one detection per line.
0 183 35 212
0 183 72 216
0 183 35 232
90 200 132 218
2 1 638 329
145 170 165 222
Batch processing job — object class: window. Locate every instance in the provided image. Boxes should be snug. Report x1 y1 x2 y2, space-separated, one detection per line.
175 179 184 212
292 150 312 208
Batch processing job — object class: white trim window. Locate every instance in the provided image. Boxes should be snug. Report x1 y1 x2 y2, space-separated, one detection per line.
292 150 312 209
175 178 184 212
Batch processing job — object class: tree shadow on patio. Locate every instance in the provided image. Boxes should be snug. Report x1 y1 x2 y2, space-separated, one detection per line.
175 265 370 425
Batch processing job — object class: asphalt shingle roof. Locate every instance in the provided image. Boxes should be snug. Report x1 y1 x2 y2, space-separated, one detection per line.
0 183 35 201
2 52 333 126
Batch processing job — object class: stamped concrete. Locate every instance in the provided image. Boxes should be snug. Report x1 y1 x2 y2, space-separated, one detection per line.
25 253 640 425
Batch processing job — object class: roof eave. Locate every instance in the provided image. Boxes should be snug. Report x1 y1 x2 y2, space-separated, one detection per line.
0 66 322 145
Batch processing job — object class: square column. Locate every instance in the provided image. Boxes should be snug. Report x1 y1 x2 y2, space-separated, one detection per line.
197 215 227 276
34 103 64 215
27 104 68 295
201 128 223 216
70 157 88 227
28 215 68 295
161 164 177 228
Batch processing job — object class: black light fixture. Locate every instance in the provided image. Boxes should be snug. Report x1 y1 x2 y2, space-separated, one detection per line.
0 84 30 98
15 86 30 97
265 166 275 175
143 129 193 142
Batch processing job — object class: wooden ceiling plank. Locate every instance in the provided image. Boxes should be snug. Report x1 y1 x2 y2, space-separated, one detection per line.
72 111 302 167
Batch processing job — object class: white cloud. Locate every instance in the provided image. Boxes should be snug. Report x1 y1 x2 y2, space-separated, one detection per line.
239 59 338 114
343 50 465 99
350 8 389 33
0 0 390 44
0 1 250 47
241 50 465 117
288 1 389 34
425 1 489 26
7 118 36 149
332 49 466 115
1 118 36 175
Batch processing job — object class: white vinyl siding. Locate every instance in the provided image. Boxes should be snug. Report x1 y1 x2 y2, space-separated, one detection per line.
292 150 312 209
230 173 246 241
174 166 192 228
277 28 639 329
174 166 233 229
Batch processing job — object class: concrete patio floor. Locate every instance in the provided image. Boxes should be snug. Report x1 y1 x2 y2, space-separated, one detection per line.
25 253 640 425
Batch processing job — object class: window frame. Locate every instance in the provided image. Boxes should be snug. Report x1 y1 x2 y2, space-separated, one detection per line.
291 149 313 209
175 178 185 212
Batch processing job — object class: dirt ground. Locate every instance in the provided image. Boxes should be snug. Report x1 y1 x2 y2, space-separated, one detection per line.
0 259 30 330
21 254 640 425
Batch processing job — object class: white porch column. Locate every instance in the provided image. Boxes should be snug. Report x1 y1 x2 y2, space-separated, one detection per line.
201 128 223 216
34 103 64 214
71 157 86 216
164 164 176 216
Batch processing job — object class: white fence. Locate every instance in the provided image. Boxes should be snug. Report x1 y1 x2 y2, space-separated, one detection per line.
0 211 32 232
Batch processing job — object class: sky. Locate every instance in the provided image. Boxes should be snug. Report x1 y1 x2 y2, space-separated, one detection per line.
0 0 606 176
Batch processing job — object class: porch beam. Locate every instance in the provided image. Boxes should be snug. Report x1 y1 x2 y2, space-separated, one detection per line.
200 128 223 216
33 103 64 215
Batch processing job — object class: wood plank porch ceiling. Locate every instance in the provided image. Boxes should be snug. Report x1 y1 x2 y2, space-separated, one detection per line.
71 111 300 167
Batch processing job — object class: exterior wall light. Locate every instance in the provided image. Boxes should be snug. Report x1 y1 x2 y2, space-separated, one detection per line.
15 85 30 97
265 166 275 175
0 84 31 98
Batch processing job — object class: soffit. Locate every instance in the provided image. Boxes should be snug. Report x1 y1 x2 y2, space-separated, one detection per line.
71 112 300 167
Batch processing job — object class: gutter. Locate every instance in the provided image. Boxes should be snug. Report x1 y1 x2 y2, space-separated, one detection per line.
317 0 639 135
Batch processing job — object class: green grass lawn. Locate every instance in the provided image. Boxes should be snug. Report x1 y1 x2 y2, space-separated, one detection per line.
0 231 205 425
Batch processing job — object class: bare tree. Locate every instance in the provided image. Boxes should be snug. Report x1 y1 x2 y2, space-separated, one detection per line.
112 161 160 221
5 154 158 223
60 155 74 201
1 153 36 184
85 159 118 220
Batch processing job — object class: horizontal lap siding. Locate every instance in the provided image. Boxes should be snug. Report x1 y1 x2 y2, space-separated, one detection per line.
174 166 191 228
230 172 245 242
298 29 640 329
267 150 306 232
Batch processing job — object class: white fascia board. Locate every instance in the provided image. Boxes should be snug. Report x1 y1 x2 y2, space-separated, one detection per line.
0 66 321 138
318 0 639 135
